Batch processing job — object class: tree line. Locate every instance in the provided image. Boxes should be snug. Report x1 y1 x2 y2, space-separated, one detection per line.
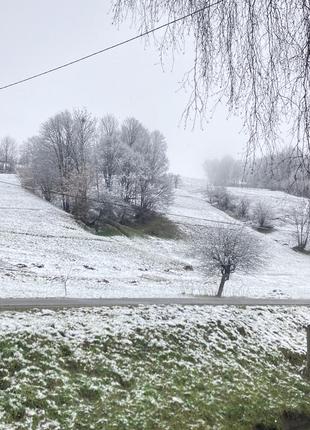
19 109 174 226
204 149 310 198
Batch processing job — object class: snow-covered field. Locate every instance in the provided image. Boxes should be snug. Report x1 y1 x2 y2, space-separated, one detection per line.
0 174 309 298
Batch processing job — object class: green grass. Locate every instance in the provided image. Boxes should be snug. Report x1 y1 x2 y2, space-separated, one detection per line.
0 315 309 430
95 215 182 240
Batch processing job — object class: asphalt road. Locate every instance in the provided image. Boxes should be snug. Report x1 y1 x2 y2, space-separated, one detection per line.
0 296 309 310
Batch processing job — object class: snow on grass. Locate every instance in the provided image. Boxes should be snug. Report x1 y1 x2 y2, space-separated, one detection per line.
0 174 309 298
0 305 309 429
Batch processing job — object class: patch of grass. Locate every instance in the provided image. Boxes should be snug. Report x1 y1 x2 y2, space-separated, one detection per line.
95 223 126 237
253 226 275 234
96 215 182 240
0 315 309 430
292 246 310 255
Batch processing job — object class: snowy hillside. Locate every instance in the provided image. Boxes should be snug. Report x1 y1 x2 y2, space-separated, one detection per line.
0 175 309 298
227 185 309 249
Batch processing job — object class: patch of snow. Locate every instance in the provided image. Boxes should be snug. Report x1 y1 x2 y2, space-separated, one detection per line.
0 175 308 298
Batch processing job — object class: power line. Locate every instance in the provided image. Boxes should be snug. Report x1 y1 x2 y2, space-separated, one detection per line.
0 0 222 91
0 177 238 227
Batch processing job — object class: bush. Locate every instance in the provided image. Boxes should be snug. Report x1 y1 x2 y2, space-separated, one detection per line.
235 198 250 219
251 202 274 228
206 186 235 211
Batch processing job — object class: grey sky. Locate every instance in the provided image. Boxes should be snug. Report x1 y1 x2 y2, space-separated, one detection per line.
0 0 246 178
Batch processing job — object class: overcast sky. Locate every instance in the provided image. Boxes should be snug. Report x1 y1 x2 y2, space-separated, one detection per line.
0 0 247 178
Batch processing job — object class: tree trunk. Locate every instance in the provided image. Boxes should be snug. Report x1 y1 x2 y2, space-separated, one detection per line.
216 274 226 298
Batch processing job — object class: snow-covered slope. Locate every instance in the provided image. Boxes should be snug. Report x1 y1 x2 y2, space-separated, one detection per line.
0 175 309 298
227 185 309 249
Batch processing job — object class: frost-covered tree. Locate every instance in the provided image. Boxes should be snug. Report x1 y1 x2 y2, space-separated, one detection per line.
96 116 123 191
118 124 173 216
19 109 96 212
19 136 57 202
0 136 17 173
135 130 173 214
198 225 262 297
121 117 148 148
101 114 119 137
245 147 310 198
40 109 95 212
19 110 173 222
113 0 310 174
204 156 242 186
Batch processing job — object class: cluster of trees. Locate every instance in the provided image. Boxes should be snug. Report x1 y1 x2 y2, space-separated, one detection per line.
245 149 310 197
19 109 173 224
203 156 243 187
0 136 17 173
206 186 275 229
204 149 310 198
207 183 310 253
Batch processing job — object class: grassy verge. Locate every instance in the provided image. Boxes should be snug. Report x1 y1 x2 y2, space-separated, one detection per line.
0 306 309 430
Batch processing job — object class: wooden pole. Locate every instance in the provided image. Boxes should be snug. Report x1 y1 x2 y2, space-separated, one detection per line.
307 325 310 377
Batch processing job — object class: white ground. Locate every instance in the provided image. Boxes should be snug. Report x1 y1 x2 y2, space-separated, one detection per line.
227 185 309 248
0 174 309 298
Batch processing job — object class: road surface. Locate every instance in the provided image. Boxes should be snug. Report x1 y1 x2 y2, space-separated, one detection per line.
0 296 309 310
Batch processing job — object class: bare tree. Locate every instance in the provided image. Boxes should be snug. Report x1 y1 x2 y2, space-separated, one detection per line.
291 200 310 251
204 156 242 186
96 116 122 191
197 225 263 297
113 0 310 174
19 109 95 213
100 114 119 137
134 130 173 215
118 144 142 203
19 136 58 201
0 136 17 173
121 117 148 148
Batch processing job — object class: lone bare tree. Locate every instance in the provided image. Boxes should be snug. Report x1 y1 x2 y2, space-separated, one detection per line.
198 225 263 297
